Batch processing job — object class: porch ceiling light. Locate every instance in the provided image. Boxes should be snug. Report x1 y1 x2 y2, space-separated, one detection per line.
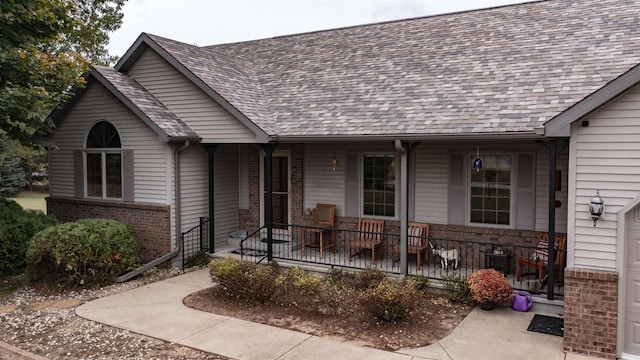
588 190 604 227
473 145 483 172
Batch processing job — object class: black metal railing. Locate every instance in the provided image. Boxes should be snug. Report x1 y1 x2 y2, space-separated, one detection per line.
232 223 564 297
181 217 210 269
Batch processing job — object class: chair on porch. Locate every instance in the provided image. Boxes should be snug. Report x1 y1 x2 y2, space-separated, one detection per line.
301 204 336 258
516 232 567 285
349 218 385 264
392 222 430 270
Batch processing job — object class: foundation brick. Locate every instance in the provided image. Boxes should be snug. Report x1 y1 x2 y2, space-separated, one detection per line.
47 197 171 263
563 267 618 359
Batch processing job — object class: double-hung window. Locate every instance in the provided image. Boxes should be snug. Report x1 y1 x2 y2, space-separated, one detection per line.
469 155 512 226
363 154 396 217
85 121 122 199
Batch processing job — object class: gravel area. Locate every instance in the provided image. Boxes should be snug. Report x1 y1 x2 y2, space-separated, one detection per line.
0 267 227 360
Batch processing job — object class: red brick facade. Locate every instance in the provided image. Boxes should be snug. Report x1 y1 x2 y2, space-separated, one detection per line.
563 268 618 359
47 197 172 262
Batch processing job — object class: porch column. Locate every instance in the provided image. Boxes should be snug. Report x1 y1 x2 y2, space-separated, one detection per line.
537 139 567 300
203 144 218 253
397 140 420 276
261 143 277 261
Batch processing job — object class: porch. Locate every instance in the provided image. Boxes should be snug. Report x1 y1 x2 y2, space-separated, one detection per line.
183 218 564 298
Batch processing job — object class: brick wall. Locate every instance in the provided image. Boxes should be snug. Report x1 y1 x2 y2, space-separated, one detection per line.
47 197 172 262
563 268 618 359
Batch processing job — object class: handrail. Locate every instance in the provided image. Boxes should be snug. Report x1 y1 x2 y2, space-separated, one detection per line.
241 225 268 263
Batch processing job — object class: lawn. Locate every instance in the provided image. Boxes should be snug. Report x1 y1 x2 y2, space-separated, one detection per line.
8 191 48 213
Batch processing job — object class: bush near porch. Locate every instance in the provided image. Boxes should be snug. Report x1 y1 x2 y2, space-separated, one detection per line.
26 218 142 288
210 258 452 323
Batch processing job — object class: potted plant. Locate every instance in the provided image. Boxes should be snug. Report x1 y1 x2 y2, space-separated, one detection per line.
466 268 513 310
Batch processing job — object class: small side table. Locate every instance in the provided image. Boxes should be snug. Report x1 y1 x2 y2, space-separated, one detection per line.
485 253 511 276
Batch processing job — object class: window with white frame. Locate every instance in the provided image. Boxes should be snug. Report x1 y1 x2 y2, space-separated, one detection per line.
85 121 122 199
469 154 512 225
363 154 396 217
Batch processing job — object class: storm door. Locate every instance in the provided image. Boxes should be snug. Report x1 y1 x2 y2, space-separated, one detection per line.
260 150 291 236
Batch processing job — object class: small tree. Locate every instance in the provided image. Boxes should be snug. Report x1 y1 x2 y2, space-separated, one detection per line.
0 140 26 197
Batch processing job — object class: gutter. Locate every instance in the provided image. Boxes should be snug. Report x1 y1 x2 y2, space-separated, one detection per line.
116 140 191 282
268 131 544 143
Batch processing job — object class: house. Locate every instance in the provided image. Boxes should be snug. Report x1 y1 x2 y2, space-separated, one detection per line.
46 0 640 358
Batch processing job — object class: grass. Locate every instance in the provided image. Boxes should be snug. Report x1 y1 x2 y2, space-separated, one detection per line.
8 191 48 213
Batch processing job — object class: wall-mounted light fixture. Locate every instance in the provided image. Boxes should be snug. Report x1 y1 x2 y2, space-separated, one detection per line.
473 145 483 172
588 190 604 227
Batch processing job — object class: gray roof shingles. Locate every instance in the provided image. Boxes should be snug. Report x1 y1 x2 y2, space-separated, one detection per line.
93 66 199 140
143 0 640 138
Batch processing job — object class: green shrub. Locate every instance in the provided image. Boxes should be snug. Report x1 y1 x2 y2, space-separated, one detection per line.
359 278 420 323
441 274 472 304
0 198 58 276
354 267 387 290
209 257 279 304
280 266 323 296
411 275 429 291
326 268 357 289
26 218 141 287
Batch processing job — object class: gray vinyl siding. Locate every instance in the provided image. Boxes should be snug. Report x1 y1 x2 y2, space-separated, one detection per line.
180 144 239 249
303 143 394 218
570 84 640 271
303 143 345 216
415 146 449 224
49 82 169 204
413 143 568 231
179 145 208 233
239 146 250 209
127 49 258 143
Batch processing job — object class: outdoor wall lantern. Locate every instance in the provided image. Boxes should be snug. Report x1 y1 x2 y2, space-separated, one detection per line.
588 190 604 227
473 145 483 172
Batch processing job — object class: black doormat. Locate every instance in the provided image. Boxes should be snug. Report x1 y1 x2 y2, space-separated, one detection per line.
260 238 289 244
527 314 564 337
230 248 268 257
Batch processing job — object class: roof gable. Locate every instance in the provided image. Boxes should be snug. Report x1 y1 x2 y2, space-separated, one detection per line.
50 67 200 143
116 33 270 141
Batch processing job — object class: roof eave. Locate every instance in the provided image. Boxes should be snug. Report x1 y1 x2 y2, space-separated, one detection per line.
269 131 544 143
544 63 640 137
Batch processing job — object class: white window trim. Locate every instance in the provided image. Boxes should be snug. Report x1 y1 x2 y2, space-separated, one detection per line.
360 152 399 220
84 149 124 201
466 152 516 229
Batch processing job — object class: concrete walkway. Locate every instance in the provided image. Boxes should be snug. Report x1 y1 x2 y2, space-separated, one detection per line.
76 269 595 360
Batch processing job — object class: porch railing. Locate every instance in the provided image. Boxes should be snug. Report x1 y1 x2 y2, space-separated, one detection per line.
181 217 210 269
235 223 563 297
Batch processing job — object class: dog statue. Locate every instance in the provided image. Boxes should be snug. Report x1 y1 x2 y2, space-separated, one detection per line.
429 242 460 270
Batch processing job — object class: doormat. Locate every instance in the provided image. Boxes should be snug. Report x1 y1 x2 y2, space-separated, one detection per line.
527 314 564 337
260 238 289 244
230 248 268 257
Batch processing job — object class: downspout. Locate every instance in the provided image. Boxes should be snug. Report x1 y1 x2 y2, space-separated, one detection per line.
115 140 191 282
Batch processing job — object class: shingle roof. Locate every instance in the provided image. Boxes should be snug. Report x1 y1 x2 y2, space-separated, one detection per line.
93 66 200 141
149 0 640 138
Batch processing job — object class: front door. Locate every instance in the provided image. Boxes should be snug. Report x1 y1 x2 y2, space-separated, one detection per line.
623 205 640 357
260 150 291 236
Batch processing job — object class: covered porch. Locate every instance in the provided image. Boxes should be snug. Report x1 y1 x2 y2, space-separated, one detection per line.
185 137 569 300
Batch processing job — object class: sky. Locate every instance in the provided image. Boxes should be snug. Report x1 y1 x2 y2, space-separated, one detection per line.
107 0 527 59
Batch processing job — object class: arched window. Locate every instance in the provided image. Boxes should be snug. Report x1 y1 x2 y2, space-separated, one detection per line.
86 121 122 199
